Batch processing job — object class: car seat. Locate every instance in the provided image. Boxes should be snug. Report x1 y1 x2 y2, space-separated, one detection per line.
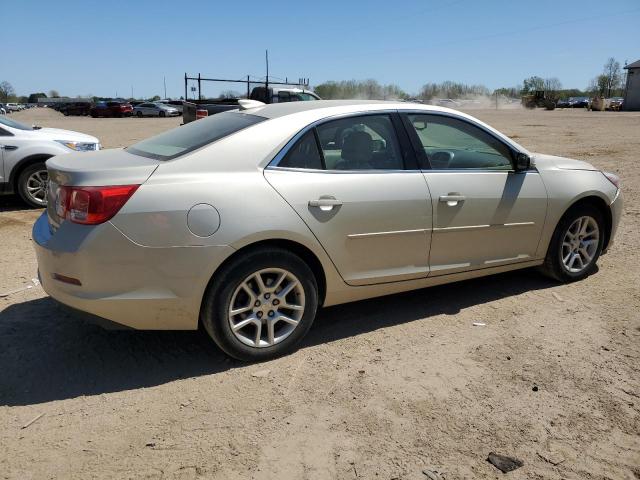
335 131 373 170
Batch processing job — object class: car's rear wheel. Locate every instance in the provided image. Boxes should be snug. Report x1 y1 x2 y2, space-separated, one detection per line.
136 111 143 118
201 247 318 361
17 162 49 208
540 204 604 282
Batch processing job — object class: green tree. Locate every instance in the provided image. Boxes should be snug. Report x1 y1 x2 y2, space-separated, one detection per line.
420 81 489 100
48 89 60 98
521 76 545 94
314 80 407 100
28 92 47 103
588 75 609 96
0 81 15 102
602 57 622 97
219 90 241 99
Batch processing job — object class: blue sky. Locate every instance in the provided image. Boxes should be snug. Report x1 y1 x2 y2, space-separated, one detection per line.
3 0 639 99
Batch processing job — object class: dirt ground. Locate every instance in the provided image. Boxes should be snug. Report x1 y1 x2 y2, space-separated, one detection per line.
1 107 638 480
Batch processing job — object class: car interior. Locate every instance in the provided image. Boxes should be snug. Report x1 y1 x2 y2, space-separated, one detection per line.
407 114 514 170
318 116 403 170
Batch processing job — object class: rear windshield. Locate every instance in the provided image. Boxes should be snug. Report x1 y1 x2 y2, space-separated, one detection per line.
126 112 266 160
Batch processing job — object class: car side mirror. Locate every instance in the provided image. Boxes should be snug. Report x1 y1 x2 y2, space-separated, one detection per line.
515 152 530 171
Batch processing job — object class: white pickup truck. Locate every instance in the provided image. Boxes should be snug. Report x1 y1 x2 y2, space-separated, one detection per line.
0 115 100 207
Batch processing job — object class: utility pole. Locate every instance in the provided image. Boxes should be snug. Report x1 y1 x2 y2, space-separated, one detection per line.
163 76 167 99
265 50 269 93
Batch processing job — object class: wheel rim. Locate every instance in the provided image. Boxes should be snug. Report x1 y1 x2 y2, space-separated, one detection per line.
228 268 305 348
561 216 599 273
25 169 49 205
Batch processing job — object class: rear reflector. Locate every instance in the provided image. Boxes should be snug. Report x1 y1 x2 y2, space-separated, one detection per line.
56 184 139 225
196 109 208 120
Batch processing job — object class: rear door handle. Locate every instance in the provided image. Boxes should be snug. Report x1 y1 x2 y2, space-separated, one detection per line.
309 196 343 211
0 145 18 150
439 194 466 206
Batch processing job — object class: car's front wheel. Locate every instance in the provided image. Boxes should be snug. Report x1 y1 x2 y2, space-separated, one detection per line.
17 162 49 208
541 204 604 282
201 247 319 361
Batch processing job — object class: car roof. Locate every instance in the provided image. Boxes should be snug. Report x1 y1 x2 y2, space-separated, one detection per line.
246 99 456 120
239 99 528 155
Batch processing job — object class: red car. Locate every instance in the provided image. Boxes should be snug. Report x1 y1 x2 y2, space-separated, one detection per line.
90 101 133 118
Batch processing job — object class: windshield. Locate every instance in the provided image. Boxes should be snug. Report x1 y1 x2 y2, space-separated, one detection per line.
126 111 266 160
0 115 33 131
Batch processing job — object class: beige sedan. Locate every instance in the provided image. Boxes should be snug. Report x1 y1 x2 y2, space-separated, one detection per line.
33 100 622 360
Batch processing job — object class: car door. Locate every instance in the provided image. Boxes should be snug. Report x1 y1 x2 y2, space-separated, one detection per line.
402 112 547 275
265 112 433 286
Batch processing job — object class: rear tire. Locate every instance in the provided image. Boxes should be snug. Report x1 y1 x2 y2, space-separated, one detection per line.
17 162 49 208
136 111 143 118
540 204 604 282
201 247 319 361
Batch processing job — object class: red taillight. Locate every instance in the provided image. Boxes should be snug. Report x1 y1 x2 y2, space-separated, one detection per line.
196 109 208 120
56 185 139 225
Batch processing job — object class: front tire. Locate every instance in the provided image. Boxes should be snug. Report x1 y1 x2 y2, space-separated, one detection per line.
201 247 319 361
17 162 49 208
540 204 604 282
136 111 143 118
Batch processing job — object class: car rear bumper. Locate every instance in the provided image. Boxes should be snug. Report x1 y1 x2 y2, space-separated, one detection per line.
32 212 234 330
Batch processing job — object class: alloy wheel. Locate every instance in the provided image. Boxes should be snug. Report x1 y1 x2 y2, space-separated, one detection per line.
25 169 49 206
561 216 599 273
228 268 305 348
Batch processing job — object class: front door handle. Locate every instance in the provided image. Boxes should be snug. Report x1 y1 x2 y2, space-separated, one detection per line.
439 194 466 206
309 196 343 211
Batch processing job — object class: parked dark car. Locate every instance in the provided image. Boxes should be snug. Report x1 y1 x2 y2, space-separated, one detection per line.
90 101 133 118
556 98 571 108
568 97 590 108
63 102 92 116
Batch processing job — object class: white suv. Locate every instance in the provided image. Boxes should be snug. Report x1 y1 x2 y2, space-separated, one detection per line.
0 116 100 207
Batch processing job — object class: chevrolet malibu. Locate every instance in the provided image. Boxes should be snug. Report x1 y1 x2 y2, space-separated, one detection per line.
33 100 622 361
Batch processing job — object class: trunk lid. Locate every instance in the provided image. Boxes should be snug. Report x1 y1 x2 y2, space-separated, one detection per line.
46 148 159 230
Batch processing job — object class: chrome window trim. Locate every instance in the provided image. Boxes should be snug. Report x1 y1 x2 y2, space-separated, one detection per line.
266 108 529 173
267 166 416 175
266 109 418 172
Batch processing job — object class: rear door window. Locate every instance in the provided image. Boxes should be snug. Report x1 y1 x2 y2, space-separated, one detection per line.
317 115 404 170
278 131 323 169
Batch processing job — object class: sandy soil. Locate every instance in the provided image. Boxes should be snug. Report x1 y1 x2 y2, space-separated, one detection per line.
0 108 638 480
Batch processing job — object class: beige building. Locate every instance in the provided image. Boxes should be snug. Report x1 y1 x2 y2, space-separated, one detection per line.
623 59 640 111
